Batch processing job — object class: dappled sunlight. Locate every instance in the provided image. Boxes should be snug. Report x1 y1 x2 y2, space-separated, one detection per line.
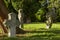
0 23 60 40
0 27 60 40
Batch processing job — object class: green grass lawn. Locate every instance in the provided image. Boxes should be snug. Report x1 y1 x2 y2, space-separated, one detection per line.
24 23 60 30
0 23 60 40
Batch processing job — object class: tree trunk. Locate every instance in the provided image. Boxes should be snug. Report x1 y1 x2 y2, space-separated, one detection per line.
0 0 8 19
0 0 9 33
0 19 8 33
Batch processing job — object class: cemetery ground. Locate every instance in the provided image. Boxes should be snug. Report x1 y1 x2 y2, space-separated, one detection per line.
0 23 60 40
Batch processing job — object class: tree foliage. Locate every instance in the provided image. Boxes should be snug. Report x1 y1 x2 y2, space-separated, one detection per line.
4 0 60 22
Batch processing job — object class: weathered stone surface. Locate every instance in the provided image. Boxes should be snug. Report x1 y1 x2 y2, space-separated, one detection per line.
18 9 24 28
5 12 20 37
5 12 20 27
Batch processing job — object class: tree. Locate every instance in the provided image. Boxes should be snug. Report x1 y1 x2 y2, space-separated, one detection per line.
0 0 9 33
4 0 60 29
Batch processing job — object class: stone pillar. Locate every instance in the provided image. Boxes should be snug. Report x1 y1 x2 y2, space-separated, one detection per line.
46 15 52 29
8 25 16 37
18 9 24 28
5 12 20 37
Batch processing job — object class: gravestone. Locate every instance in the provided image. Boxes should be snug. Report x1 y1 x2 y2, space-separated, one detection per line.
46 14 52 29
18 9 24 28
5 12 20 37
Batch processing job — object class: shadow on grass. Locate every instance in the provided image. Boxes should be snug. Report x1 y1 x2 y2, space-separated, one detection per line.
1 34 60 40
16 34 60 40
0 28 60 40
25 28 60 34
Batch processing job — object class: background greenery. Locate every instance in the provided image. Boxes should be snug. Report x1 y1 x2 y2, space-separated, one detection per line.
0 0 60 40
4 0 60 22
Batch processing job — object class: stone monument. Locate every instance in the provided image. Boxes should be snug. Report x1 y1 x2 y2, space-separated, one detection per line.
5 12 20 37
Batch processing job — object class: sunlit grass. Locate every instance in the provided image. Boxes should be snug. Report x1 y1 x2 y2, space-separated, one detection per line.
0 23 60 40
52 23 60 29
23 23 46 30
24 23 60 30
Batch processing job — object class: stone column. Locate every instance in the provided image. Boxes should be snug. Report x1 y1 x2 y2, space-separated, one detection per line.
46 15 52 29
5 12 19 37
8 25 16 37
18 9 24 28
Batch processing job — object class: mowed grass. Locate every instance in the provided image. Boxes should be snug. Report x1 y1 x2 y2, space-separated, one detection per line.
0 23 60 40
24 23 60 30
